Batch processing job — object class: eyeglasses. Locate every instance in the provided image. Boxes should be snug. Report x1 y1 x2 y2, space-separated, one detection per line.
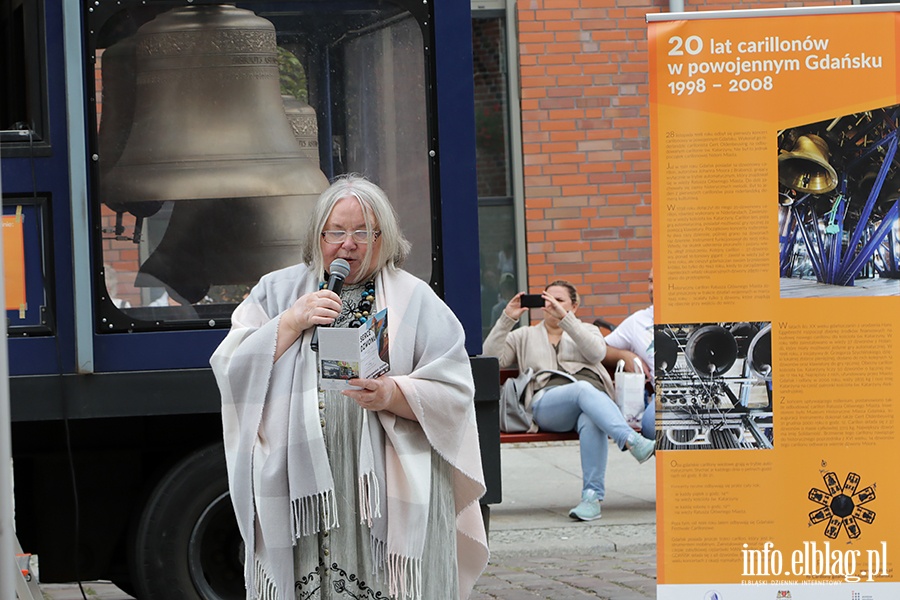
321 230 381 244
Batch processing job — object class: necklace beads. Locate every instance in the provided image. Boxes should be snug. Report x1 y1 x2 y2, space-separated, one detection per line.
318 279 376 328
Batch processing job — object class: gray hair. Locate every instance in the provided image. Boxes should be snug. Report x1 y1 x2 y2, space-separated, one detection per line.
302 174 411 279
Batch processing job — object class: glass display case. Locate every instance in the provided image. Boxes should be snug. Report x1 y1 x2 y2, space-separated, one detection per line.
87 1 434 332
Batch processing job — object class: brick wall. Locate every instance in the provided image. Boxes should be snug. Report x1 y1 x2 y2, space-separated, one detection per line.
515 0 846 325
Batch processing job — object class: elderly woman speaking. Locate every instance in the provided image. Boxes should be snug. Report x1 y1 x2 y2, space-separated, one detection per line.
211 175 488 600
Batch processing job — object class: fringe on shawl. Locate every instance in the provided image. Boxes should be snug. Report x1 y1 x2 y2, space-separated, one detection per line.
358 470 382 527
370 537 423 600
291 490 340 538
252 559 279 600
246 492 338 600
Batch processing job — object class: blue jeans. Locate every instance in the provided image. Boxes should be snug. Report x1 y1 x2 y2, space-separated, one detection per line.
531 381 635 500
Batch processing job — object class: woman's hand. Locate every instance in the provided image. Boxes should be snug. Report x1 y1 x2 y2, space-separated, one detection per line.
283 289 342 336
541 290 569 320
503 292 531 321
274 290 342 361
343 375 417 421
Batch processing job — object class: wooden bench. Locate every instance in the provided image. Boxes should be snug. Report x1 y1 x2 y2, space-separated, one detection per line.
498 368 638 444
499 368 567 443
500 430 579 444
499 368 581 444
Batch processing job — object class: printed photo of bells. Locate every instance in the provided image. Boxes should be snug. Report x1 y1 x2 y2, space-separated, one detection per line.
778 106 900 297
655 321 773 451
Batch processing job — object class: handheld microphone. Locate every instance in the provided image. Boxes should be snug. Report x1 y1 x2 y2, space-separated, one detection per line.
324 258 351 296
311 258 351 351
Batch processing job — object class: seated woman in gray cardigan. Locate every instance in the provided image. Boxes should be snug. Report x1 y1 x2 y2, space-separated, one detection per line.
483 280 655 521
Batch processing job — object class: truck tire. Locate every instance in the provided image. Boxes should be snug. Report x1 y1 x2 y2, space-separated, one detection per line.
131 443 245 600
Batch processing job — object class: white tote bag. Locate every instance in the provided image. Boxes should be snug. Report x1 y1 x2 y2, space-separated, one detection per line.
614 358 646 426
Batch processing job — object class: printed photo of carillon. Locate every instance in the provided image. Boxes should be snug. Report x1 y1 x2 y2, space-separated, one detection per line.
778 105 900 298
655 321 773 450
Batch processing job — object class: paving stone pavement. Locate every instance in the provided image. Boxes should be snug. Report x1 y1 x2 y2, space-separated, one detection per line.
473 549 656 600
36 441 658 599
471 441 657 599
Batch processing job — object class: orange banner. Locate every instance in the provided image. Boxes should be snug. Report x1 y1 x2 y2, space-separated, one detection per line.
3 212 26 312
651 6 900 598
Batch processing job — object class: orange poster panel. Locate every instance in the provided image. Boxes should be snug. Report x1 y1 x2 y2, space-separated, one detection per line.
650 7 900 596
3 214 26 311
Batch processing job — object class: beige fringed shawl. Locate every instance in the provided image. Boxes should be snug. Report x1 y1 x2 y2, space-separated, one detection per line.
210 264 488 600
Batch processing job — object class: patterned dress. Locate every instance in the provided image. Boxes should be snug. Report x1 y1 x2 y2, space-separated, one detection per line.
293 282 459 599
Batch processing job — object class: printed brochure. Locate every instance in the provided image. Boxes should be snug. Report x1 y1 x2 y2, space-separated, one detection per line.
317 308 389 390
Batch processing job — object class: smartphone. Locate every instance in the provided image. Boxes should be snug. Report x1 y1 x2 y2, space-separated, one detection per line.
520 294 544 308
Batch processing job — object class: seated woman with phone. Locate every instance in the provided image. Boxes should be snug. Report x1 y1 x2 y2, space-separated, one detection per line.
483 280 656 521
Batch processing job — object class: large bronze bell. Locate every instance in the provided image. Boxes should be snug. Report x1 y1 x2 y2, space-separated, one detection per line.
135 195 317 303
99 35 164 222
100 4 327 302
778 134 838 195
283 95 321 161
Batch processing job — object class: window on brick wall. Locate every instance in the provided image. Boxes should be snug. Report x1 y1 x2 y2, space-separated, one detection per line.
473 8 518 339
